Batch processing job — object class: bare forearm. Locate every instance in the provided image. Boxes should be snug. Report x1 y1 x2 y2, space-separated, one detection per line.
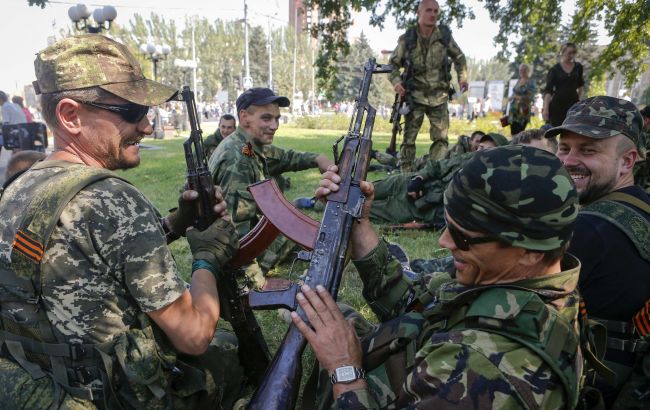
543 94 552 110
351 218 379 260
152 270 221 355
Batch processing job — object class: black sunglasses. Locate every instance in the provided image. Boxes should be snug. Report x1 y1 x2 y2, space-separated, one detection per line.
79 101 150 124
444 217 498 251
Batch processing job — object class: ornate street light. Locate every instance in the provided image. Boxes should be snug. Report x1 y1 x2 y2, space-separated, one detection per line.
140 42 172 139
68 4 117 33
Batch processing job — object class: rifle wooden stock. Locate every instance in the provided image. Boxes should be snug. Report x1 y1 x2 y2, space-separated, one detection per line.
247 59 392 410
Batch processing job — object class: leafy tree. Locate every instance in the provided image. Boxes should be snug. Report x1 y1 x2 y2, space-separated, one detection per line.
303 0 649 92
331 32 392 104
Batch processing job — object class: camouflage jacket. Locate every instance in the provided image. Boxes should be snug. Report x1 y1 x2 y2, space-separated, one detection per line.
204 128 224 161
0 161 185 344
445 136 471 159
389 25 467 107
411 152 473 211
208 127 319 235
338 240 582 409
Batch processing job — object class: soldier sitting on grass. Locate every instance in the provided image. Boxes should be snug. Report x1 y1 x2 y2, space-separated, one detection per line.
294 145 584 409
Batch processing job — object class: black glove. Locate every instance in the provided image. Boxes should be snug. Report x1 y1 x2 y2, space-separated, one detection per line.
407 176 424 199
187 218 239 269
166 191 200 237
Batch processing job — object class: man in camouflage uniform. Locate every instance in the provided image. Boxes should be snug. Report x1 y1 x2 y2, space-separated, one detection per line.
204 113 236 160
369 132 508 226
0 35 244 408
389 0 468 172
209 87 332 278
293 145 582 409
548 96 650 407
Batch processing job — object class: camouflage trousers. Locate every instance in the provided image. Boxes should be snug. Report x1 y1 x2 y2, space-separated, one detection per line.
0 329 244 410
370 173 442 225
400 102 449 172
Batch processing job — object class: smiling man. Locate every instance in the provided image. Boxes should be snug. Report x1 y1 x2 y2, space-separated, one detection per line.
294 145 583 409
209 87 332 278
547 96 650 407
0 35 244 408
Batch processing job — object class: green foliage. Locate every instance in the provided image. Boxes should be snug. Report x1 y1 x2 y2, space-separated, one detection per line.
303 0 650 92
294 112 521 138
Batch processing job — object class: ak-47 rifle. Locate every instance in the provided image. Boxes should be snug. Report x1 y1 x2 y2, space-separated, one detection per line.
386 59 412 157
244 58 392 410
179 86 271 384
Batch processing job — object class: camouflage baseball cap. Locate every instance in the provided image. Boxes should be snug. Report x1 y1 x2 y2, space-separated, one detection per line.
33 34 177 106
545 96 643 145
444 145 578 251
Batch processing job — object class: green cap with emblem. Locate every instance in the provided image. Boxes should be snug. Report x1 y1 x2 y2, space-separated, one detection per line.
444 145 579 251
545 96 643 146
33 34 177 106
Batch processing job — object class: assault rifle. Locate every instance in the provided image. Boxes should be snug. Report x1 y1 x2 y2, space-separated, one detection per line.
179 87 271 384
386 59 412 157
245 58 392 410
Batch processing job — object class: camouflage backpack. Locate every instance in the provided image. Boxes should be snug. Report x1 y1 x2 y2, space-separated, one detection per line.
0 163 203 409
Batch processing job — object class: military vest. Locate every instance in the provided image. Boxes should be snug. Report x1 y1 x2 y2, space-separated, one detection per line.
581 191 650 406
361 282 583 409
0 163 197 408
402 24 453 102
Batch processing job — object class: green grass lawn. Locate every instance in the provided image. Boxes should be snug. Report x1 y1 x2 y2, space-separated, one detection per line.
117 119 481 399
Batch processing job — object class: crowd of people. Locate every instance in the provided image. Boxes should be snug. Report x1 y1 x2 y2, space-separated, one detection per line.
0 1 648 409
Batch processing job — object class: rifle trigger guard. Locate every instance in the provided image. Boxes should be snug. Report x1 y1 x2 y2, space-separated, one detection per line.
296 250 312 262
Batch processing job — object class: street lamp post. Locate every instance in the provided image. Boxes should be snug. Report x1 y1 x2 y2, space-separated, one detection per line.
140 42 171 139
68 4 117 33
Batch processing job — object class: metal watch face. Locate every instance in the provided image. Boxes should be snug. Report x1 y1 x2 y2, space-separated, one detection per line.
335 366 356 382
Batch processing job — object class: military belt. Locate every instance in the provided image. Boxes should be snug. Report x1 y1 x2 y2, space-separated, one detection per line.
596 318 637 336
607 336 648 354
0 329 106 361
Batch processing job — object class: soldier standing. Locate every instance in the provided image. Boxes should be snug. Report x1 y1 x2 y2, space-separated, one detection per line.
0 35 243 408
389 0 468 172
294 145 583 408
547 96 650 407
209 87 333 279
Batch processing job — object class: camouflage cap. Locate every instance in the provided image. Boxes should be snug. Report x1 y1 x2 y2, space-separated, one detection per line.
545 96 643 145
33 34 177 106
444 145 578 251
481 132 509 147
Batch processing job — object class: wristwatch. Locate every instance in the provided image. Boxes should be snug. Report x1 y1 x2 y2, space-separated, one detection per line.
329 366 365 385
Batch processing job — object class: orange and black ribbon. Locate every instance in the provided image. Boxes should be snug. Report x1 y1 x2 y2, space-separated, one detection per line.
241 142 255 157
633 300 650 337
12 230 44 264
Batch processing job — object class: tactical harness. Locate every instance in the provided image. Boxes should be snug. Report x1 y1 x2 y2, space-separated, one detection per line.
580 191 650 403
402 24 454 104
0 163 191 409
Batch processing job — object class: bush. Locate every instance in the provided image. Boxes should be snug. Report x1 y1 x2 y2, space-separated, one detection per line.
294 111 535 139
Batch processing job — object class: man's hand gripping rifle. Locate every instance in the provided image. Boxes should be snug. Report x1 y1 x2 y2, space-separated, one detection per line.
244 58 392 410
179 86 271 385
